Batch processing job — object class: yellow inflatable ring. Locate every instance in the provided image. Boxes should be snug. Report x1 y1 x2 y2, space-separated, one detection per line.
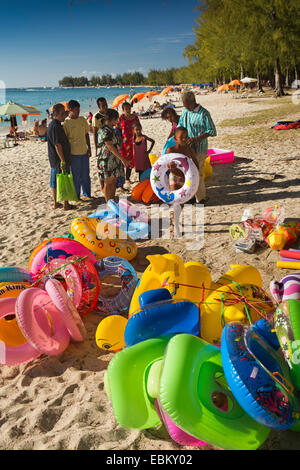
0 282 31 347
71 217 137 261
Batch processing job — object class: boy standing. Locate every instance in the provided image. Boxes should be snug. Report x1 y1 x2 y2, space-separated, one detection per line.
47 103 73 210
63 100 92 201
92 97 108 158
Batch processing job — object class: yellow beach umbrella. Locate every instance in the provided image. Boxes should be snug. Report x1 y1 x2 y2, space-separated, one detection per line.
112 94 129 109
129 92 146 105
160 87 173 97
49 102 69 112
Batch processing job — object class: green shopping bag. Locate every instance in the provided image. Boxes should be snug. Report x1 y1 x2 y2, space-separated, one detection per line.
56 170 79 202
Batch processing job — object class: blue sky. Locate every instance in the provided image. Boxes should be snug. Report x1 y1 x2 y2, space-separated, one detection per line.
1 0 200 87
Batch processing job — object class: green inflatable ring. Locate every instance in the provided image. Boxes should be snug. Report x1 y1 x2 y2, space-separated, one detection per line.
158 334 270 450
105 335 171 429
275 299 300 390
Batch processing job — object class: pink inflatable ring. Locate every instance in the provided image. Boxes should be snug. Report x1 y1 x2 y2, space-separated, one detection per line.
45 278 86 342
15 288 70 356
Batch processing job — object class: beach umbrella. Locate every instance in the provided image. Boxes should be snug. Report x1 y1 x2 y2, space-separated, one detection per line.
112 94 129 109
0 101 41 116
129 93 146 105
145 91 160 101
228 79 243 86
160 87 173 97
217 84 236 92
49 101 69 112
240 77 257 84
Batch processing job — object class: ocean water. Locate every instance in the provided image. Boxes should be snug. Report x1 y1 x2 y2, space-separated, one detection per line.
0 86 155 134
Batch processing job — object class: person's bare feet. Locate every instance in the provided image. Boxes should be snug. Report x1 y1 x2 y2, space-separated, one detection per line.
53 202 62 209
63 202 74 211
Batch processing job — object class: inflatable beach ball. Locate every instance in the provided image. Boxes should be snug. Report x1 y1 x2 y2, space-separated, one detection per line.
95 315 128 353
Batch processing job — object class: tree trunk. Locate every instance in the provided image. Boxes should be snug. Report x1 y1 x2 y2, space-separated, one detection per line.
257 65 264 92
295 65 299 88
240 65 244 80
274 57 285 96
285 66 290 87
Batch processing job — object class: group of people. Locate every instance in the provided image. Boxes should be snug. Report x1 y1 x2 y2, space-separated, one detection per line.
47 97 156 209
47 89 217 211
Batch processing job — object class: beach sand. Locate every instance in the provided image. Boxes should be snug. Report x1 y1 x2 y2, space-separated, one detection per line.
0 91 300 450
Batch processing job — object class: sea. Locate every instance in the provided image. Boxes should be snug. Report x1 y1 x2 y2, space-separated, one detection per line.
0 86 156 134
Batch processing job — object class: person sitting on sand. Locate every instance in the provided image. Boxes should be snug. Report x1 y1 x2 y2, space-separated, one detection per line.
46 103 73 211
97 108 129 203
33 120 39 136
166 127 198 192
161 107 180 139
38 119 48 140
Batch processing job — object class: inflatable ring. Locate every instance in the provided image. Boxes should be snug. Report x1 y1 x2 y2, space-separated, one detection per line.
15 287 70 356
34 257 83 310
0 282 31 347
45 278 86 342
131 180 160 205
30 238 97 276
157 334 270 450
274 300 300 390
107 199 132 225
221 321 296 430
125 288 200 347
29 237 69 270
119 199 148 224
71 217 137 261
95 256 138 314
151 152 199 204
0 297 42 366
0 267 33 284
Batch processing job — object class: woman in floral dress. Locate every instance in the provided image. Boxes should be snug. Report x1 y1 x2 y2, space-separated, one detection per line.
118 101 140 185
97 109 129 202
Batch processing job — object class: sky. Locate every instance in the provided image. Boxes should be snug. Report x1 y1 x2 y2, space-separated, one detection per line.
1 0 200 87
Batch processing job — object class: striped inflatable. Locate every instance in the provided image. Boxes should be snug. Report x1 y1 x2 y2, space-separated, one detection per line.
270 273 300 304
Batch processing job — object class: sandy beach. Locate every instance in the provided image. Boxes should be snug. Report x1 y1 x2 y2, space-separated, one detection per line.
0 91 300 450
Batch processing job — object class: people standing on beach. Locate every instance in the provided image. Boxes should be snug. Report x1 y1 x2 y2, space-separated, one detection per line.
118 101 140 186
63 100 92 201
132 122 155 181
46 103 73 211
178 90 217 203
161 107 180 139
92 97 108 157
97 108 129 203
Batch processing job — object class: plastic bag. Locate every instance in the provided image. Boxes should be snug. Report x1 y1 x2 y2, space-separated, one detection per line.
56 171 78 202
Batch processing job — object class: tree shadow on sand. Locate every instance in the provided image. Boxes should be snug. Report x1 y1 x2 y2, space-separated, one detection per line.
206 155 300 208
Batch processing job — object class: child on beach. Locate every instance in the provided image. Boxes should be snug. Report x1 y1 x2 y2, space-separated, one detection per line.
166 126 198 192
161 107 180 140
132 122 155 181
118 101 140 185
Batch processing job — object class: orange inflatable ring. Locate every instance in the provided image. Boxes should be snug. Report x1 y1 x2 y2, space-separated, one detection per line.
0 282 31 347
132 180 160 204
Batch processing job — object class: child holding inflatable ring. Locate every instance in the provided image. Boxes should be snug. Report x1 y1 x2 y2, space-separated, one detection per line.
166 127 198 195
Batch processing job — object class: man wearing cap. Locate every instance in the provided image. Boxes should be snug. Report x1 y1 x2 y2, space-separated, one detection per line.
178 90 217 203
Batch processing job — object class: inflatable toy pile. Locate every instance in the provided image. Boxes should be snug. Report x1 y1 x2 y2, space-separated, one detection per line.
0 230 139 366
230 205 299 253
101 254 300 450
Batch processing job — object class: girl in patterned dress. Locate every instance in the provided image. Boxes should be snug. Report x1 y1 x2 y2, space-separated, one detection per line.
97 109 129 202
118 101 140 185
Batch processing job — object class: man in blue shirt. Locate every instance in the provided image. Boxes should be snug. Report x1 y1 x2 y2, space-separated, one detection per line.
178 90 217 203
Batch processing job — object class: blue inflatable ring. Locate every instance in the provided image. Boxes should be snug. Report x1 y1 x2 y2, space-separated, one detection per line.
108 199 132 225
95 256 138 314
125 288 200 347
0 267 33 284
221 320 296 430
